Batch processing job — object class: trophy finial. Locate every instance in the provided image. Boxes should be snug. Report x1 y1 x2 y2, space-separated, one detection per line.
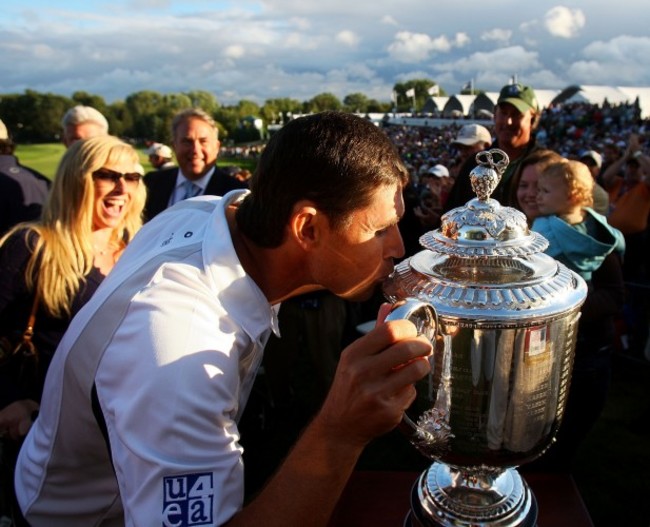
470 148 510 201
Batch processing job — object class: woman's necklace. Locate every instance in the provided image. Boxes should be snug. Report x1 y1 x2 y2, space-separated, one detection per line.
94 244 113 257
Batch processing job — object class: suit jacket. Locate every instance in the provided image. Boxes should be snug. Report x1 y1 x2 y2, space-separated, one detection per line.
143 166 247 222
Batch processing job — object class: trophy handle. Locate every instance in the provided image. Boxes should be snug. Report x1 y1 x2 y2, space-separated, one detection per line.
385 299 439 439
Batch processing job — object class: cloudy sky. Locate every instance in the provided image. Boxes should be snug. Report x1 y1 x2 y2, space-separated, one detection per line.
2 0 649 105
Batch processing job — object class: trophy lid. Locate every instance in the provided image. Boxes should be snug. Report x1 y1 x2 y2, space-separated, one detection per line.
384 149 587 321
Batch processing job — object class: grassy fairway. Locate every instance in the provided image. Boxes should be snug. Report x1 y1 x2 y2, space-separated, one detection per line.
15 143 66 180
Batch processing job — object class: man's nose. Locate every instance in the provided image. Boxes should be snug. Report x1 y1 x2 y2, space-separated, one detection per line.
387 225 405 260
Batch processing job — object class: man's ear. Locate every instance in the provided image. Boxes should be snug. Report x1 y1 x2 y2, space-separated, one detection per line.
289 201 321 250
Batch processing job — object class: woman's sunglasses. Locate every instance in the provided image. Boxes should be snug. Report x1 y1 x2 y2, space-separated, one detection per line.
93 167 143 184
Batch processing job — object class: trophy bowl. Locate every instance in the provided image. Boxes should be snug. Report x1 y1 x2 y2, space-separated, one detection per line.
383 150 588 527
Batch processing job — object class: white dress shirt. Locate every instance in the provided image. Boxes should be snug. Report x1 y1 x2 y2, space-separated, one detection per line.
16 190 280 526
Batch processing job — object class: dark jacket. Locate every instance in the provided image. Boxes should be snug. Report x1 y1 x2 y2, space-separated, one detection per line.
0 155 50 234
143 166 247 222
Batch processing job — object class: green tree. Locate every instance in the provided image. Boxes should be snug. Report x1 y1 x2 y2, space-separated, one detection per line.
185 90 219 113
0 90 72 142
124 90 165 140
236 100 261 120
303 92 342 113
393 79 443 111
71 91 108 115
343 92 370 113
261 98 302 124
108 100 132 138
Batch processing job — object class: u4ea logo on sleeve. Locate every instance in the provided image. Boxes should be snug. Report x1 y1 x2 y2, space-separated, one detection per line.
163 472 214 526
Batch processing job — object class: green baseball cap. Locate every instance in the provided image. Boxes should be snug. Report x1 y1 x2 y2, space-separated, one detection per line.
497 83 539 114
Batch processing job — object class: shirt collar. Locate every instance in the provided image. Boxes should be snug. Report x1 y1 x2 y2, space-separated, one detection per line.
175 165 216 191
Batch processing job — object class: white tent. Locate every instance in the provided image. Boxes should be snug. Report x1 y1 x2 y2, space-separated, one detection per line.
443 95 476 117
534 89 561 111
553 85 649 117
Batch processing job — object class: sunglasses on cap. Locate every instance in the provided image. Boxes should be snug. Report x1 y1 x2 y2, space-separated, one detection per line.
92 167 142 184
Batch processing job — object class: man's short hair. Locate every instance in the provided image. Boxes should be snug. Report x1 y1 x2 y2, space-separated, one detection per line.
61 105 109 132
236 111 409 248
171 108 219 140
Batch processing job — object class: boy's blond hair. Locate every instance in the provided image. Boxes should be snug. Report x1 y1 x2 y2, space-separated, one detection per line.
541 159 594 208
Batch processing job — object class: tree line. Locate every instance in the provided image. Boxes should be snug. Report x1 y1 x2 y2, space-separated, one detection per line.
0 80 447 145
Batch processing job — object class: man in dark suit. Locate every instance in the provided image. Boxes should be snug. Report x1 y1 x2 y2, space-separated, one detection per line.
143 108 247 222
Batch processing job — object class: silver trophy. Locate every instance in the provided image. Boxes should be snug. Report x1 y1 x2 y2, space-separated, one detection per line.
384 149 588 527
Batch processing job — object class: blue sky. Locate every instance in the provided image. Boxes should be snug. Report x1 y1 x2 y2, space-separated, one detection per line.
2 1 650 105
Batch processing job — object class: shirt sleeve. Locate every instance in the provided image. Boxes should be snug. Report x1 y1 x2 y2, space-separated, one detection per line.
95 268 252 526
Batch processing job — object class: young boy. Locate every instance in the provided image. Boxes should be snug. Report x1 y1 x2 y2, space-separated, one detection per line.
533 159 625 282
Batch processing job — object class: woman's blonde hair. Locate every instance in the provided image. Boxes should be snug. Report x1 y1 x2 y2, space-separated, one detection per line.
541 159 594 208
0 135 146 317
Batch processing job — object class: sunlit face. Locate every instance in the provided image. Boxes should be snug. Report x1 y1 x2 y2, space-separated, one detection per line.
494 103 535 151
536 175 573 217
172 117 220 181
516 164 542 220
92 158 141 231
63 122 106 147
312 184 406 302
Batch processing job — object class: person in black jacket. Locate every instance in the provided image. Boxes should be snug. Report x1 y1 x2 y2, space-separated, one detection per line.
143 108 247 221
0 118 50 235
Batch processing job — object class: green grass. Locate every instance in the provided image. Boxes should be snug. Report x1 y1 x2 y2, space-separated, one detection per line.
15 143 257 180
15 143 66 180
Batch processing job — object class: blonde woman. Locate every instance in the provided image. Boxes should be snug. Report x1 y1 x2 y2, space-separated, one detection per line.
0 136 146 438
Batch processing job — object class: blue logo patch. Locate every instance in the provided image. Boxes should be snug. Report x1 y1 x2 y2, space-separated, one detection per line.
162 472 214 526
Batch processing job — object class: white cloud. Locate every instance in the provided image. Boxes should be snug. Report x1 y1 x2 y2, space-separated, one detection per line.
2 1 650 105
387 30 464 63
388 31 439 63
289 17 311 31
481 28 512 43
224 45 245 59
380 15 398 26
566 35 650 84
544 6 585 39
454 33 470 47
336 30 360 47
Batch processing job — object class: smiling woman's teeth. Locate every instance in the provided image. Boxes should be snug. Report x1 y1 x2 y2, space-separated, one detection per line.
104 199 125 215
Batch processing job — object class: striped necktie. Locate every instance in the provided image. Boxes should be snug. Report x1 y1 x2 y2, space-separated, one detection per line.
181 179 201 201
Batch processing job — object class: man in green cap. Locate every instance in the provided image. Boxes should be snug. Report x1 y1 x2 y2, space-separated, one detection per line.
444 82 541 210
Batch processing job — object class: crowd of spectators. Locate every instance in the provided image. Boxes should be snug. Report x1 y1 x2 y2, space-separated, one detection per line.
382 98 650 362
383 100 648 190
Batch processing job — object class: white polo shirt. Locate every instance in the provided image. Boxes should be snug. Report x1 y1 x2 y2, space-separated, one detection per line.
16 191 280 527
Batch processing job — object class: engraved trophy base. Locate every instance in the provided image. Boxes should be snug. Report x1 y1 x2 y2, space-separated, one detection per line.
404 462 538 527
